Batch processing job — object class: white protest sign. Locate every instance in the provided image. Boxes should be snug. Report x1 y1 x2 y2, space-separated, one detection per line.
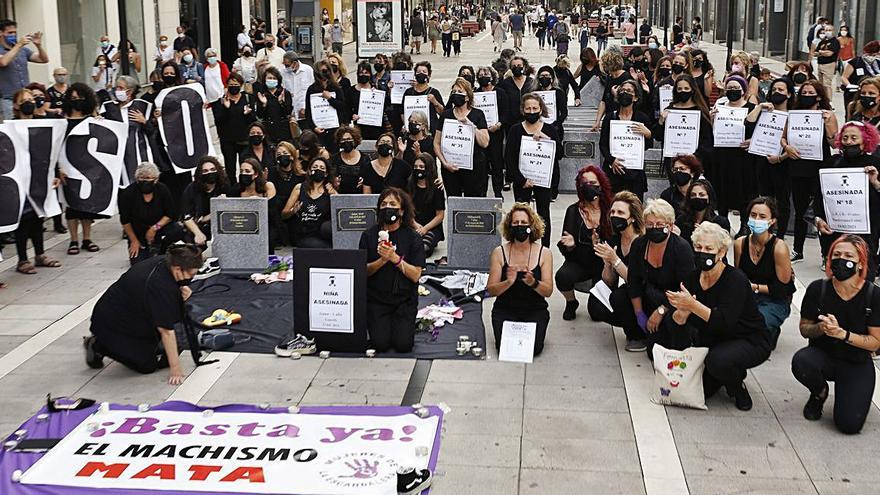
0 123 31 233
403 95 430 129
390 70 413 104
589 280 614 312
58 117 127 217
712 106 748 148
609 120 645 170
473 91 499 127
748 110 787 157
309 267 354 333
155 83 215 173
499 321 537 363
819 167 871 234
310 92 340 129
787 110 824 161
662 109 701 157
357 89 386 127
20 408 441 494
536 90 557 124
518 138 556 188
659 85 673 111
5 119 67 218
440 119 475 170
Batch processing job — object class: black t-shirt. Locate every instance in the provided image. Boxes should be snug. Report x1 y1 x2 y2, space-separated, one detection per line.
47 85 65 112
268 166 305 206
359 224 426 305
412 184 446 232
816 37 841 65
90 256 184 341
360 158 412 193
179 182 227 221
403 86 445 132
602 71 632 110
672 24 683 44
438 107 488 167
331 152 371 194
802 279 880 362
118 182 176 243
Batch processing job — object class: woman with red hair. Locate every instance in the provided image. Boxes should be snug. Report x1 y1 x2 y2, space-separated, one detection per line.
812 121 880 277
793 235 880 434
555 165 612 320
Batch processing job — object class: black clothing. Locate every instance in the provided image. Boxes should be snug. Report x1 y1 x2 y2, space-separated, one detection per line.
801 279 880 363
601 71 632 113
268 166 306 206
554 203 604 291
412 184 446 239
655 105 714 178
505 122 560 246
438 107 489 197
737 234 795 300
713 102 757 216
15 210 44 263
789 125 831 251
118 182 176 244
179 182 226 238
815 37 841 65
589 240 642 341
360 224 426 307
330 152 370 194
552 67 578 103
360 158 412 193
675 211 731 245
173 35 196 53
495 244 547 312
672 24 683 45
402 86 444 132
212 94 256 145
348 85 385 140
497 76 537 124
627 233 695 313
305 83 347 149
401 135 436 165
492 306 549 356
241 144 277 171
255 87 293 143
294 184 332 245
599 109 652 199
660 185 687 217
576 65 601 91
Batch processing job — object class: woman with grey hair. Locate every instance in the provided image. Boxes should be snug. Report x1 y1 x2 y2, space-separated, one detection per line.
118 162 184 265
666 222 771 411
398 109 434 165
202 47 229 103
475 65 509 197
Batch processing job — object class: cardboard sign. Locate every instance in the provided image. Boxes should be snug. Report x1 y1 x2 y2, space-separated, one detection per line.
662 109 701 157
440 119 475 171
518 138 556 188
819 167 871 234
499 321 537 363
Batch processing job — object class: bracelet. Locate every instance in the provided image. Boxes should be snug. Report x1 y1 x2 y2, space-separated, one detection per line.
613 258 622 268
844 330 851 343
394 255 405 267
153 223 162 231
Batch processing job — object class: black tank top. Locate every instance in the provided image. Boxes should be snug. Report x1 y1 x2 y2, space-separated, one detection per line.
297 185 331 238
496 244 548 311
738 234 791 297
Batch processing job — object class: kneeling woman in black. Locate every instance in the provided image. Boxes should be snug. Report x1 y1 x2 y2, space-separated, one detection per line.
408 152 446 257
487 203 555 356
282 157 337 248
675 178 730 245
666 222 771 411
359 188 426 353
793 235 880 434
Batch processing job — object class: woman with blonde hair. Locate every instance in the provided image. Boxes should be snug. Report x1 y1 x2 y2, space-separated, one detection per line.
591 50 627 131
487 203 554 356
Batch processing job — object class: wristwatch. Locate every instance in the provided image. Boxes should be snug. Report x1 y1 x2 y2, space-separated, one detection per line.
657 306 666 316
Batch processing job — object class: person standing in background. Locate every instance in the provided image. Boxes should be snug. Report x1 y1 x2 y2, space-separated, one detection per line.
154 35 174 70
173 25 195 55
814 22 840 97
330 19 344 55
0 20 48 121
510 10 524 52
836 26 854 91
409 10 425 55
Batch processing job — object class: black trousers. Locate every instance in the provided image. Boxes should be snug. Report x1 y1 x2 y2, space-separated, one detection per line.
791 346 875 434
91 327 167 374
128 223 188 265
421 228 442 257
701 338 771 395
587 284 643 341
491 306 550 356
487 131 506 198
554 258 601 292
367 300 417 353
790 175 818 254
513 184 552 247
220 140 247 184
757 161 791 239
442 164 487 198
441 33 452 56
15 211 44 262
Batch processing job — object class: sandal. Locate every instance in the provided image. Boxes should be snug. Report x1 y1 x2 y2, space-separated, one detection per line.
16 261 37 275
35 255 61 268
67 241 80 255
0 282 6 289
81 240 100 252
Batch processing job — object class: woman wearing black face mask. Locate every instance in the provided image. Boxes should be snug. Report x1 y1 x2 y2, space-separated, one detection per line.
348 62 384 140
282 157 337 248
666 222 771 411
688 50 715 101
269 141 307 242
535 65 568 139
232 158 279 253
555 166 612 320
848 78 880 129
660 154 703 216
399 110 435 166
241 121 276 171
402 61 445 132
628 199 695 354
591 51 629 132
407 152 446 257
675 179 730 245
362 132 412 194
330 126 370 194
599 80 653 200
149 62 193 208
497 56 537 126
792 235 880 434
588 192 647 351
784 62 815 92
181 156 229 247
119 162 181 265
305 60 348 149
434 78 490 197
359 188 426 354
487 203 555 357
811 121 880 278
709 76 756 223
655 74 714 181
505 93 559 246
474 66 509 198
213 73 256 184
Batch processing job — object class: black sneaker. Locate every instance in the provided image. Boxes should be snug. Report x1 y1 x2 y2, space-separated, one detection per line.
730 382 753 411
803 385 828 421
83 336 104 369
790 251 804 263
194 257 221 280
274 334 317 357
397 467 432 494
563 300 579 320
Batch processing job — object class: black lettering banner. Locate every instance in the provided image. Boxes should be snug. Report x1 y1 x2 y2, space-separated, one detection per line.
155 83 215 174
6 119 66 219
101 99 154 186
59 118 127 216
0 123 29 233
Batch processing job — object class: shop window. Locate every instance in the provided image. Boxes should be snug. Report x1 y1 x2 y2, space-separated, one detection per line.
57 0 107 84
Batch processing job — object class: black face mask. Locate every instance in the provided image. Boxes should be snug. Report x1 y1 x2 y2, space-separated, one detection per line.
792 73 807 85
842 144 862 159
380 207 400 224
266 42 274 48
228 85 242 95
330 65 339 73
860 95 878 109
580 184 600 202
769 92 788 105
523 112 541 124
450 93 467 107
137 180 155 194
538 76 552 87
310 169 326 182
202 171 218 184
340 141 355 153
162 75 177 86
415 73 429 84
394 63 408 70
462 74 474 85
408 123 421 135
692 59 704 69
238 174 254 187
798 95 818 108
673 170 692 186
477 76 492 87
694 251 718 272
320 69 332 79
673 90 692 103
688 197 709 211
69 99 89 113
657 67 672 78
725 89 743 102
19 101 35 115
177 278 192 287
671 64 686 75
357 74 370 84
511 225 531 242
277 155 292 168
610 216 629 233
414 169 427 180
249 134 263 146
374 63 385 73
34 96 45 108
616 92 634 107
377 143 393 157
830 257 858 281
646 226 669 243
511 66 524 77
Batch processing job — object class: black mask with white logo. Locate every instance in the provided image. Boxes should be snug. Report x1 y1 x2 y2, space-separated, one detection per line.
511 225 531 242
380 207 400 224
694 251 717 272
830 257 858 281
377 143 393 157
646 226 669 243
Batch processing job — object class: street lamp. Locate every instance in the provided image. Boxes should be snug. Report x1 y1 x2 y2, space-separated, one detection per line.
117 0 130 75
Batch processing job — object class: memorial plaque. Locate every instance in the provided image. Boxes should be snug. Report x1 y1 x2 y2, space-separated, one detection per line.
453 211 496 235
218 211 259 234
579 76 605 109
331 194 380 249
337 208 377 231
447 197 502 270
563 141 596 159
211 197 269 272
559 130 601 194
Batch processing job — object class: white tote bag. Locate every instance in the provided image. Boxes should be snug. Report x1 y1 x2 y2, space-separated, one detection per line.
651 344 710 410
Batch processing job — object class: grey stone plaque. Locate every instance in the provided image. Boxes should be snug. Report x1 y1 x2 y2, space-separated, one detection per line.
579 76 605 108
211 197 269 272
331 194 379 249
447 197 502 270
559 130 601 194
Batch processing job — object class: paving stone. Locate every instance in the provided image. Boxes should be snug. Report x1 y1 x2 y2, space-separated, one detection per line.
525 358 624 386
0 318 56 336
431 465 519 495
686 475 818 494
427 359 525 385
300 379 409 406
677 442 810 480
522 437 641 473
519 468 646 494
315 357 415 381
0 303 76 321
422 382 524 409
524 384 628 412
0 335 27 357
814 480 877 494
438 433 520 468
522 409 634 442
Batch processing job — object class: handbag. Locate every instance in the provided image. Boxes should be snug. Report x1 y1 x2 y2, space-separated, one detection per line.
651 344 709 410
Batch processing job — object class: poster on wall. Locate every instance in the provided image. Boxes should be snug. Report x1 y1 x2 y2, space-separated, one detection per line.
356 0 403 59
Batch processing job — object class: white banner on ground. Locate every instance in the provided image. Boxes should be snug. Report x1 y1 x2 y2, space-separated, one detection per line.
747 110 787 157
499 321 537 363
609 120 645 170
389 70 412 104
403 95 429 129
518 138 556 188
58 117 127 217
473 91 499 127
0 123 31 233
787 110 824 161
310 92 341 130
156 83 216 174
662 109 701 157
536 90 557 124
712 106 748 148
5 119 67 218
819 167 871 234
20 408 440 494
440 120 474 170
357 89 386 127
309 267 354 333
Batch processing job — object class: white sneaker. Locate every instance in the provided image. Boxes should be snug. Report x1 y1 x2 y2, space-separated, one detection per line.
274 334 317 357
193 257 220 280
